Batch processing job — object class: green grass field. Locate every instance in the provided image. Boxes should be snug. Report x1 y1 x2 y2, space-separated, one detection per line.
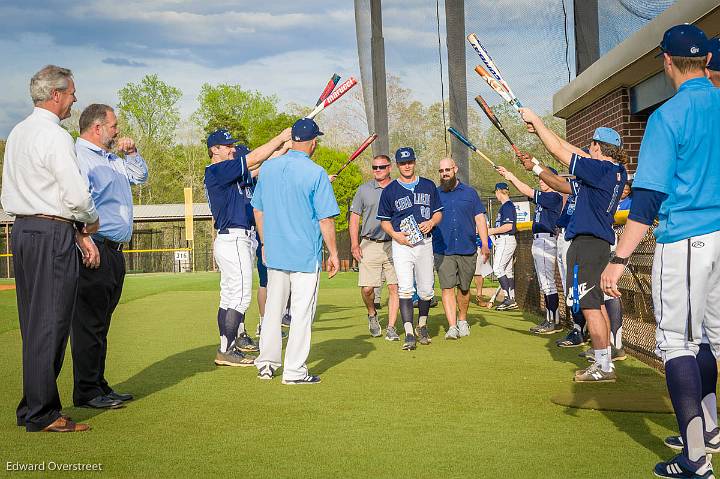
0 272 677 478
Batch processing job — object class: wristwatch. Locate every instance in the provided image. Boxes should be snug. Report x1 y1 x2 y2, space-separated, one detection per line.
609 253 629 265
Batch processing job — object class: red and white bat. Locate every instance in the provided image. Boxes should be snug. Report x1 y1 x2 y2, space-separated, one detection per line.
467 33 522 110
315 73 341 106
306 77 358 120
335 133 377 176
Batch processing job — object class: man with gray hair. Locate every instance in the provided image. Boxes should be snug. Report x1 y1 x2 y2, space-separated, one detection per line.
71 104 147 409
1 65 99 432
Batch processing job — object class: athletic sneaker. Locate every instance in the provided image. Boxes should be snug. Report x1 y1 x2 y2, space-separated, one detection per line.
257 365 276 380
282 375 321 385
556 329 586 348
368 315 382 337
574 363 616 383
214 347 256 367
529 320 548 333
385 326 400 341
402 334 417 350
235 333 259 353
416 325 431 345
444 326 460 340
653 454 714 478
535 321 561 335
282 313 291 328
496 298 518 311
457 320 470 337
664 430 720 454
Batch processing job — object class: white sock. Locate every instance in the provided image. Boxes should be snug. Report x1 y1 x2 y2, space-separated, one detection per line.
418 316 427 327
595 348 612 372
403 322 414 335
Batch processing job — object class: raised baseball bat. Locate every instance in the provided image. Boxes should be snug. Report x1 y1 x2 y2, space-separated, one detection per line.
474 95 521 156
474 65 513 104
315 73 341 106
467 33 522 110
335 134 377 176
306 77 358 120
447 127 497 168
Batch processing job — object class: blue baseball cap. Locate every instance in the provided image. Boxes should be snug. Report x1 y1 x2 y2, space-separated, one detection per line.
592 127 622 147
395 147 416 163
707 38 720 71
207 129 238 148
658 24 708 57
495 182 509 191
292 118 323 142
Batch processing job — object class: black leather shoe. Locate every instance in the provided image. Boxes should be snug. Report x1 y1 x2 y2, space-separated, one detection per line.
107 391 133 402
80 395 124 409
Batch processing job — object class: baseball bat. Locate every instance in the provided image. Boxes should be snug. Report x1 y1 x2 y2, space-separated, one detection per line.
474 95 521 156
447 127 498 168
306 77 358 120
474 65 514 104
334 134 377 176
315 73 341 106
467 33 522 110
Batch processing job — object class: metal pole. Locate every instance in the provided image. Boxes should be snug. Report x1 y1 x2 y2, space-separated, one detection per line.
369 0 389 157
445 0 469 180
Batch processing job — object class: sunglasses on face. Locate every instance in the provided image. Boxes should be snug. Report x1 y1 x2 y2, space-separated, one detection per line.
438 168 453 173
372 164 390 170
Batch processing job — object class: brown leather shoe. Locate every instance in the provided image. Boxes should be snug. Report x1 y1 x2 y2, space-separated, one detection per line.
41 416 90 433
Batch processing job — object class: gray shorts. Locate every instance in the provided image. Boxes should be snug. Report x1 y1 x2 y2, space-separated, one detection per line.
435 253 478 291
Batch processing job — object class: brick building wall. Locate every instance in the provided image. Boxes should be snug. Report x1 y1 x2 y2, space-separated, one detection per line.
565 87 649 174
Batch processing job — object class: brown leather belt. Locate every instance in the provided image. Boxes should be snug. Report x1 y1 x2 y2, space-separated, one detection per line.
16 214 73 224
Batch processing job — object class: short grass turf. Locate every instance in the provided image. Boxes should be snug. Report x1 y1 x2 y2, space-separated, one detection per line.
0 272 680 478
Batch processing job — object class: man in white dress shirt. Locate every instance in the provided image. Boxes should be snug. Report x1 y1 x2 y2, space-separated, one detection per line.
1 65 99 433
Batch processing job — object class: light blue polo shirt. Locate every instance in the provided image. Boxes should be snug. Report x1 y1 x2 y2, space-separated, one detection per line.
251 149 339 273
633 77 720 244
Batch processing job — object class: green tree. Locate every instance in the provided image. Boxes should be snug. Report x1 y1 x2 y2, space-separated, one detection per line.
312 146 363 231
117 74 182 143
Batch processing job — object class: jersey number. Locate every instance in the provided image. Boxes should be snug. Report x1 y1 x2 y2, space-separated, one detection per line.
420 206 431 220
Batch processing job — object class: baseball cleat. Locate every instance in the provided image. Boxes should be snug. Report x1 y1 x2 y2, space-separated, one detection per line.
457 320 470 337
664 430 720 453
495 299 518 311
574 363 616 383
214 347 256 367
385 326 400 341
535 321 561 335
235 333 259 353
653 454 714 478
556 329 586 347
282 375 321 385
257 365 276 380
368 315 382 337
529 320 547 333
415 325 431 345
444 326 460 340
402 334 417 350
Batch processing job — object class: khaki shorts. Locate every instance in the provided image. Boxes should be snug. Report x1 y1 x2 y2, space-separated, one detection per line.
358 239 398 287
435 253 477 291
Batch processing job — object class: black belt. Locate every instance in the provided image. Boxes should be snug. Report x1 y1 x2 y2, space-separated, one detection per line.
218 228 252 235
362 237 391 243
534 233 555 239
95 237 124 252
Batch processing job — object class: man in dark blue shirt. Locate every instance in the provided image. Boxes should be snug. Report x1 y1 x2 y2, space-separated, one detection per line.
433 158 490 339
487 183 517 310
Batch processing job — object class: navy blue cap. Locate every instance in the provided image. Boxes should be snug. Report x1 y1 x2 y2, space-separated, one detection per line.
658 24 708 57
395 147 416 162
292 118 323 142
495 182 509 191
707 38 720 71
593 127 622 147
207 129 238 148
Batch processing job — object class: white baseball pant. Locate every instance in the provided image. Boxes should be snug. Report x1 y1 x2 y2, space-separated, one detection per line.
653 230 720 362
475 247 493 277
492 235 516 279
532 233 558 295
255 267 321 380
213 228 255 313
392 238 434 300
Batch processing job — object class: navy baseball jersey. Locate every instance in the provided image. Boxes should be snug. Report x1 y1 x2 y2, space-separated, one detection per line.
377 177 443 232
532 190 562 234
566 153 627 244
204 147 254 231
556 179 580 229
495 200 517 235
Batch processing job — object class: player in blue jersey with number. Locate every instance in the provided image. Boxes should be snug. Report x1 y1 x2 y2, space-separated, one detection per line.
204 127 290 367
602 25 720 479
495 165 562 333
487 183 517 311
377 147 443 350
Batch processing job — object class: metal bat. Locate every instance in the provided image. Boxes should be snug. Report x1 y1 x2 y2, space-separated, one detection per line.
474 95 521 156
447 127 497 168
467 33 522 109
316 73 341 106
306 77 358 120
474 65 513 104
334 133 377 176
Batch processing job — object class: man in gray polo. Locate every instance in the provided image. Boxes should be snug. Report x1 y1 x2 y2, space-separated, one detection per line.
350 154 400 340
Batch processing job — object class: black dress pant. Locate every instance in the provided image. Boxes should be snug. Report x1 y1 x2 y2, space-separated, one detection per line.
12 217 79 432
71 241 126 405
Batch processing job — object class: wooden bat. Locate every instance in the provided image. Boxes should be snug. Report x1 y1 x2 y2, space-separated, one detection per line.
316 73 341 106
467 33 522 110
306 77 357 120
474 65 514 105
475 95 521 156
447 127 498 168
334 133 377 176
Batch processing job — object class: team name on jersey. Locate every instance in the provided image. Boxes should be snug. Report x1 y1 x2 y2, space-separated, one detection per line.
394 192 430 211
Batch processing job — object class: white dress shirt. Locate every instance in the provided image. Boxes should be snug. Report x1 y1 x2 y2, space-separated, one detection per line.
1 107 97 223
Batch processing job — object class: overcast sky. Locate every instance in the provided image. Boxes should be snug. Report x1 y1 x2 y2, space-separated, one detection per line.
0 0 578 138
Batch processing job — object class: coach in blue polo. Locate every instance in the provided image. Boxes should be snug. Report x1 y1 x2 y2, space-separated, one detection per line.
433 158 490 339
251 118 340 385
